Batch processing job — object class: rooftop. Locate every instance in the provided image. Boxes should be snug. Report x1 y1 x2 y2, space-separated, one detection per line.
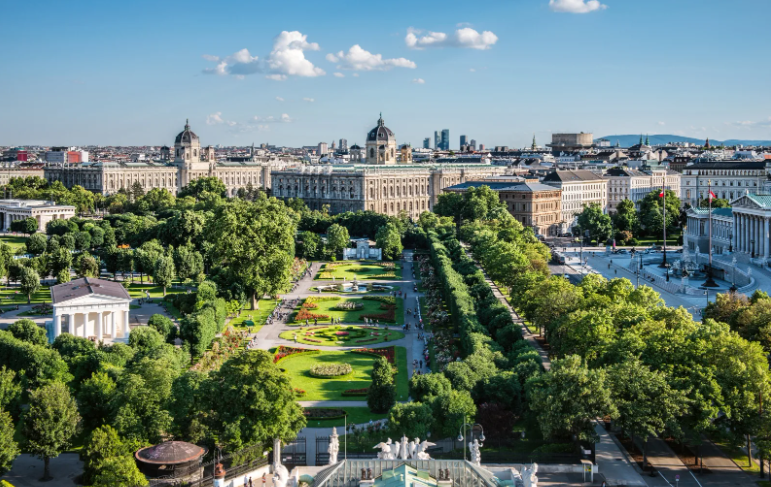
444 181 560 192
51 277 131 304
542 170 606 183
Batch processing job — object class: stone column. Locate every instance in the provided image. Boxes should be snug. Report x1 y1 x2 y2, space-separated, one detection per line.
123 309 129 338
68 313 75 337
53 314 61 340
110 311 116 338
765 218 769 259
83 314 89 338
96 312 103 341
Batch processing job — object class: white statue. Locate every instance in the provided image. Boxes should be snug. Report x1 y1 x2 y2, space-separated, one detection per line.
416 440 435 460
469 439 481 466
390 440 400 460
399 435 410 460
521 463 538 487
748 267 753 279
375 438 394 459
273 438 290 487
328 427 339 465
408 438 418 459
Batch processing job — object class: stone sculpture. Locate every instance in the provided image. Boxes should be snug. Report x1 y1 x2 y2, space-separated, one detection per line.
469 439 481 466
328 427 339 465
273 438 290 487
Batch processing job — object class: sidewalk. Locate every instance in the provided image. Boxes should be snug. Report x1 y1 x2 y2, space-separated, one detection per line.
594 423 647 487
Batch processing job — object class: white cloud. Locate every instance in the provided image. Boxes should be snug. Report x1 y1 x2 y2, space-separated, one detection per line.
469 68 476 72
303 97 315 103
352 73 359 77
549 0 607 14
252 113 293 123
412 78 425 84
265 31 325 80
206 112 237 126
333 72 345 78
658 121 666 126
730 117 771 127
327 45 416 71
405 27 498 50
275 96 285 102
202 49 260 76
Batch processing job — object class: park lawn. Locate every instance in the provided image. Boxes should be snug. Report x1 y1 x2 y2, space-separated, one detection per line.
127 283 189 299
0 235 28 251
315 261 402 281
708 436 759 474
303 407 388 428
290 297 403 325
228 299 280 331
0 286 51 305
280 325 404 347
281 347 408 401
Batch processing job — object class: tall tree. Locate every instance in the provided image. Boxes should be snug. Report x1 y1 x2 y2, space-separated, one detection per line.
78 255 100 278
153 255 175 296
575 203 612 243
612 199 638 235
23 382 80 481
367 356 396 413
19 266 40 304
325 223 349 257
206 198 296 309
375 223 403 261
207 351 306 451
82 425 147 487
639 189 681 237
0 408 19 475
7 319 47 346
26 233 47 255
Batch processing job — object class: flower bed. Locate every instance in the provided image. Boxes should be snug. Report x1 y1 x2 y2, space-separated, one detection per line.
295 308 330 322
294 388 306 396
360 303 396 322
274 345 320 364
303 408 347 420
333 301 364 311
355 338 379 344
342 387 369 396
310 363 353 377
334 331 350 336
351 346 396 364
363 296 396 305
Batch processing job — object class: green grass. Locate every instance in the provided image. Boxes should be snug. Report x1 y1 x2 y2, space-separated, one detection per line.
315 261 402 281
280 325 404 346
228 299 280 332
281 347 408 401
709 437 760 474
0 236 28 251
303 407 388 427
290 297 404 325
126 283 189 299
0 286 51 305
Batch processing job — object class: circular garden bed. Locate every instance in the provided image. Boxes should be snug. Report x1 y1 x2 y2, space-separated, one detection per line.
279 325 403 346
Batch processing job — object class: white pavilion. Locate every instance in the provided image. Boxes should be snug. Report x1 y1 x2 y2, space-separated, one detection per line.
49 277 132 343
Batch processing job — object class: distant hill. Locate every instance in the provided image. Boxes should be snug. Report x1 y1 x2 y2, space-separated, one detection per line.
599 134 771 148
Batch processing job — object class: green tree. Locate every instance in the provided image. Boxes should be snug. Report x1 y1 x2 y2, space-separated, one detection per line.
326 224 349 256
78 254 100 278
0 408 19 475
367 356 396 413
50 247 72 276
375 223 403 261
207 351 306 451
19 266 40 304
8 319 47 346
180 307 217 358
206 199 296 309
173 245 204 282
612 199 639 235
56 268 71 284
429 389 477 439
153 255 175 296
608 358 688 467
128 327 164 352
0 366 22 415
178 176 227 199
74 231 91 251
77 371 117 432
575 203 612 243
147 314 175 342
527 355 616 441
388 402 433 438
299 231 322 259
23 217 39 235
82 425 147 487
409 373 452 402
700 198 730 208
639 189 681 237
23 382 80 481
89 226 105 248
26 233 47 255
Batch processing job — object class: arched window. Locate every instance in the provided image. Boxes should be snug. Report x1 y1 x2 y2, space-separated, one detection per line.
370 148 375 158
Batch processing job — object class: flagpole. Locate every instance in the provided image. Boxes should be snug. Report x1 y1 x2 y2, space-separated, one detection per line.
659 177 668 268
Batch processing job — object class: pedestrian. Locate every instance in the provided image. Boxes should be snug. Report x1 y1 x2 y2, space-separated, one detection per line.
420 360 423 368
250 477 254 487
262 472 267 487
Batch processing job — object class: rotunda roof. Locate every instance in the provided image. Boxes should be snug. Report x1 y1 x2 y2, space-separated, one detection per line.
367 114 394 143
175 119 199 144
135 441 206 465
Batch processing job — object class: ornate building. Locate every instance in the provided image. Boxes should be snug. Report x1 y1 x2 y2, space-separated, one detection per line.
272 115 506 219
43 121 295 196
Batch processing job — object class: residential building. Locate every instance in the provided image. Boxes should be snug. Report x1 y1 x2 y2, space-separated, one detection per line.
542 170 608 234
318 142 329 155
443 180 563 237
605 167 681 213
680 160 770 207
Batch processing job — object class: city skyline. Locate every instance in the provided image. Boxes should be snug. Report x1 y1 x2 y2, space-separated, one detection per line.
2 0 771 148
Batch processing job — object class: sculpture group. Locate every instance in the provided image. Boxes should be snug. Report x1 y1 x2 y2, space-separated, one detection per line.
374 435 435 460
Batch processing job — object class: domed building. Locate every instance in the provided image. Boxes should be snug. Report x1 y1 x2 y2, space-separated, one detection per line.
366 114 397 165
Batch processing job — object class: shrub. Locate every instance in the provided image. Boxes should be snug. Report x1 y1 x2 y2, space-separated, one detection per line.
333 301 363 311
309 363 353 377
352 346 396 364
295 308 330 322
342 387 369 396
273 345 319 364
303 408 346 420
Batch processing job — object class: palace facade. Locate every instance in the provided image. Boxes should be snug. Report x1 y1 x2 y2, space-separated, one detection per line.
43 121 295 196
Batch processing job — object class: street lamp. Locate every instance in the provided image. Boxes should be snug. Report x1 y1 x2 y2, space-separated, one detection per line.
752 239 756 259
730 257 738 293
729 232 733 253
665 263 670 282
458 423 485 462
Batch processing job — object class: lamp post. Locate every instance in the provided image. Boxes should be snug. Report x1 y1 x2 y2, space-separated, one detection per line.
729 232 733 253
730 257 738 293
458 423 485 462
752 239 756 259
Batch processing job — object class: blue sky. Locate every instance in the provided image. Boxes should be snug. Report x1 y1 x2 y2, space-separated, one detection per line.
2 0 770 149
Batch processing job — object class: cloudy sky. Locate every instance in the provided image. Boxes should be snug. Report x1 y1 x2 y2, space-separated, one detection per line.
2 0 770 148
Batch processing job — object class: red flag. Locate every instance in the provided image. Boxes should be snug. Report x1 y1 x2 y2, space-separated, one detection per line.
659 190 664 197
709 190 716 202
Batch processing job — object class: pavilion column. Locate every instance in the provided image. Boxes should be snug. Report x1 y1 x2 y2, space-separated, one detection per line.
68 313 75 337
764 218 769 259
110 311 116 338
83 314 88 338
53 314 61 340
96 312 103 341
743 215 748 252
123 309 129 338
